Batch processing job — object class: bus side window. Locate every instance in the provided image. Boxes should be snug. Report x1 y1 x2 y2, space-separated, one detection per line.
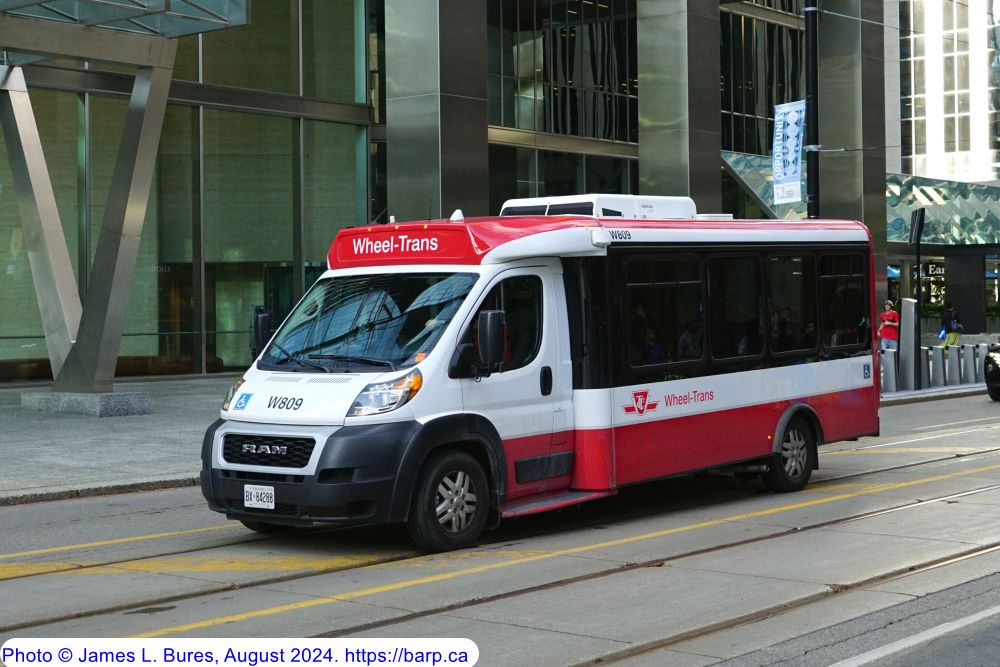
709 256 763 358
462 276 543 372
819 254 868 348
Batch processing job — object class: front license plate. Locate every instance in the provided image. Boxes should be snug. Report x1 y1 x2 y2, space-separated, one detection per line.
244 484 275 510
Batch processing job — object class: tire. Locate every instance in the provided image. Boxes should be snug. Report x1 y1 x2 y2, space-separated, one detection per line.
406 450 489 552
760 416 816 493
988 386 1000 402
240 519 296 534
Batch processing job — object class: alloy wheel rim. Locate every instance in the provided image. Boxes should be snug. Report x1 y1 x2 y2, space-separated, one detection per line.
782 429 808 478
435 470 478 533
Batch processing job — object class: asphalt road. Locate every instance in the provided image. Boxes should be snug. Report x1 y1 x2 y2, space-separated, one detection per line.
5 394 1000 667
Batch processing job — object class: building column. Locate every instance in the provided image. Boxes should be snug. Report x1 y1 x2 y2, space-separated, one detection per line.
818 0 887 304
945 255 986 334
637 0 721 212
385 0 489 221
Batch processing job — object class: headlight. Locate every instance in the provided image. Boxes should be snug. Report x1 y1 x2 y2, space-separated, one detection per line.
348 369 422 417
222 377 245 411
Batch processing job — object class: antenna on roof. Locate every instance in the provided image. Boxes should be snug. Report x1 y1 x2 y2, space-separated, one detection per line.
450 209 465 223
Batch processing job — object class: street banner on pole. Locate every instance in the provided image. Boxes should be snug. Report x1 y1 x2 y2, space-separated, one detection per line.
772 100 805 205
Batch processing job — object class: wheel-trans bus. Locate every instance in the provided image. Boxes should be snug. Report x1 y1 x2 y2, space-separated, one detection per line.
201 195 880 551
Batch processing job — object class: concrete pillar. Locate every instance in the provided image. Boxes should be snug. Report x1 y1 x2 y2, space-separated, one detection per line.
882 349 897 392
385 0 489 220
818 0 887 306
944 254 986 334
637 0 721 212
898 298 918 390
962 345 976 385
919 347 930 389
946 346 962 385
931 346 945 387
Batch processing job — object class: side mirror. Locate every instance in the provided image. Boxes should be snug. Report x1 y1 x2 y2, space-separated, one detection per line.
477 310 506 370
251 307 271 358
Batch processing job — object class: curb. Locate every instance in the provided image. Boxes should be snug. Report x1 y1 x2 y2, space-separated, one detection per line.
0 476 199 507
881 385 986 407
0 388 988 507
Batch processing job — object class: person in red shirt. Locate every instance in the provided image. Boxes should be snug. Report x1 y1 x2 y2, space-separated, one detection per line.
878 299 900 351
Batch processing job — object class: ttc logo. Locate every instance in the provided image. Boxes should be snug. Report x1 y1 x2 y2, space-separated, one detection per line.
623 389 658 416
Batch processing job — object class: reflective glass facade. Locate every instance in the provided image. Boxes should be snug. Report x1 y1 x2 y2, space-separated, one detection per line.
0 1 368 380
720 12 804 156
486 0 638 142
899 0 998 181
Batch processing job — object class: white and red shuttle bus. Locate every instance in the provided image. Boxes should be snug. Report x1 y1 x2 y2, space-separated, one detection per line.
201 196 880 551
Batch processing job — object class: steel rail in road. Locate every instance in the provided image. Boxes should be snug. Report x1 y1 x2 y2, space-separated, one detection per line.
130 460 1000 638
6 429 1000 639
4 453 998 638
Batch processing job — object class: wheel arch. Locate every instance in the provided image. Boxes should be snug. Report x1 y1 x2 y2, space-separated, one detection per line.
388 413 506 523
773 404 823 469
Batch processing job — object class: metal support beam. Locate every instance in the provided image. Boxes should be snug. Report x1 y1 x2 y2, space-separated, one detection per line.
54 44 176 392
0 65 82 376
0 12 176 66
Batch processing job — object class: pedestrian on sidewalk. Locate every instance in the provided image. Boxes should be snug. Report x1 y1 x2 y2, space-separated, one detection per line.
878 300 899 351
941 302 963 348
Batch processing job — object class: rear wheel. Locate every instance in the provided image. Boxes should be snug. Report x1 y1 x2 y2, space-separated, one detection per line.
407 450 489 552
240 520 296 534
988 386 1000 401
760 417 816 493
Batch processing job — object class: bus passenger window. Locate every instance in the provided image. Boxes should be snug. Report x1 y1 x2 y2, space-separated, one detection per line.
709 257 763 358
626 256 702 366
820 254 869 348
767 255 818 352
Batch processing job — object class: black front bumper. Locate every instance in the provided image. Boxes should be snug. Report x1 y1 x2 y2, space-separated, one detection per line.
201 419 421 527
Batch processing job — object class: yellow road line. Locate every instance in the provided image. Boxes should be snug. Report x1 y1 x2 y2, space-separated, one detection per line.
136 460 1000 638
0 524 238 561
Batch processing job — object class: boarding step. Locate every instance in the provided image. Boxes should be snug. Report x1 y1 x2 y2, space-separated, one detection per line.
501 489 615 518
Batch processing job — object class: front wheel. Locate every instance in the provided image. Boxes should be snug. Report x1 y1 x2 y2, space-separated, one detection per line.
407 450 489 552
988 386 1000 401
760 417 816 493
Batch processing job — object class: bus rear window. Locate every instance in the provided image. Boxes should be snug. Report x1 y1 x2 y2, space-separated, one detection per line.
501 205 547 216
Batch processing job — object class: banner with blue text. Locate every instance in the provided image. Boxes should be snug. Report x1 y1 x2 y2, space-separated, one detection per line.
772 100 805 205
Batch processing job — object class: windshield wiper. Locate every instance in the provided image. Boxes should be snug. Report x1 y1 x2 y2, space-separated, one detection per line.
308 354 396 371
271 342 330 373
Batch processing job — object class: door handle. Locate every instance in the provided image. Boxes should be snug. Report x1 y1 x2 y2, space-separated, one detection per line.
540 366 553 396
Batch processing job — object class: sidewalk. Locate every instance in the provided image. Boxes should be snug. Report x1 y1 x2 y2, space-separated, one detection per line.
0 374 990 506
0 376 235 505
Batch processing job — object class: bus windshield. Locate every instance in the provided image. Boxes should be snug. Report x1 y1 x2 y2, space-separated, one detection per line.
258 272 479 372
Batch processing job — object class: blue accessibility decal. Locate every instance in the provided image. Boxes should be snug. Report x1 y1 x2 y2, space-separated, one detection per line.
863 363 871 379
233 393 253 410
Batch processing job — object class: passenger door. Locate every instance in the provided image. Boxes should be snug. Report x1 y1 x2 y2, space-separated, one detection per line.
458 266 573 500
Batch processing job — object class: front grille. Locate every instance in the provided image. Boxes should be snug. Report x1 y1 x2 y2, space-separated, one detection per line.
220 469 304 484
222 434 315 468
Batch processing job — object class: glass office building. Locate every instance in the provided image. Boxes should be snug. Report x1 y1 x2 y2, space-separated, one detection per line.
0 0 888 383
0 1 369 379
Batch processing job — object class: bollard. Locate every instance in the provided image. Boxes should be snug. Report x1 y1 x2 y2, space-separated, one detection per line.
898 298 918 390
946 345 962 385
920 347 931 388
882 350 897 392
962 345 977 384
931 346 946 387
979 344 991 383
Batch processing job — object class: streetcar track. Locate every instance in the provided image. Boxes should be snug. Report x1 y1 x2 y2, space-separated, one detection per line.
579 539 1000 665
310 483 1000 640
6 436 1000 637
1 448 987 586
